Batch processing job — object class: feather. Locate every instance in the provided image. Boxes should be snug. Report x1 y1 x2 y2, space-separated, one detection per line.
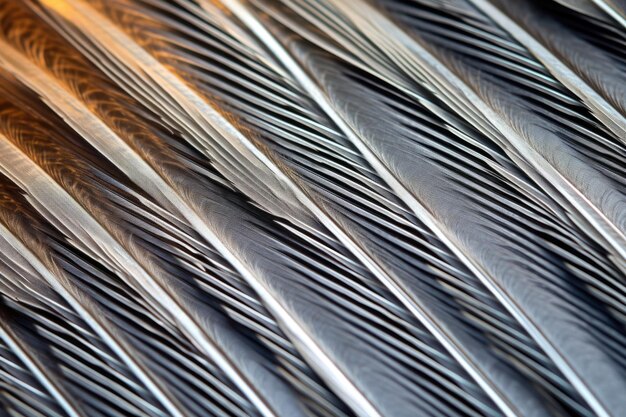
551 0 611 20
0 8 360 417
0 107 267 417
587 0 626 27
0 4 502 416
0 305 80 417
265 0 626 264
0 72 301 417
26 2 519 415
0 1 624 417
465 0 626 142
0 184 185 417
0 176 168 417
209 0 626 416
33 0 620 416
149 2 589 416
488 0 626 127
0 334 68 417
0 84 276 417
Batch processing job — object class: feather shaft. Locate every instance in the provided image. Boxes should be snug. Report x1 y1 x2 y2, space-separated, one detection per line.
0 25 381 417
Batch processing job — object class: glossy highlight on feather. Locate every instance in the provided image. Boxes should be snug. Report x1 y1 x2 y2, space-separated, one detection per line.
0 1 623 417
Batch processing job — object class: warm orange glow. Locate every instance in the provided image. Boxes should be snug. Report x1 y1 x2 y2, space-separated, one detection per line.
39 0 74 18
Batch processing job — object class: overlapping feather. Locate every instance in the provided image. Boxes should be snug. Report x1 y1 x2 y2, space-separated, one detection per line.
0 1 623 417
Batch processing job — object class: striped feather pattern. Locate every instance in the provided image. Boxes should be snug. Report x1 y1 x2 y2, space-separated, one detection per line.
0 1 623 417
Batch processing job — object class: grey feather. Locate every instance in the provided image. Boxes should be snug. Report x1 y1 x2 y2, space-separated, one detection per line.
0 1 624 417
